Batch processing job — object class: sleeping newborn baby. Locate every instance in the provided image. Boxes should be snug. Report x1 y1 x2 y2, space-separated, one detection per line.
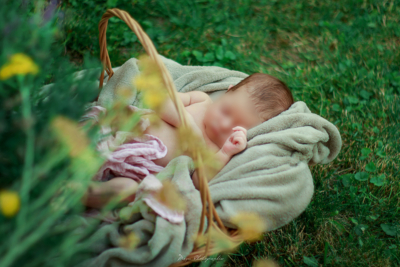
82 73 294 209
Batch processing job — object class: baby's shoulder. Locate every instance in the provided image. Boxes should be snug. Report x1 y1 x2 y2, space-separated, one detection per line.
186 91 212 105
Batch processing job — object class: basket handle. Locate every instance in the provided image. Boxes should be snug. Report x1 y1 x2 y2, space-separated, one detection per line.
96 9 234 263
96 9 183 123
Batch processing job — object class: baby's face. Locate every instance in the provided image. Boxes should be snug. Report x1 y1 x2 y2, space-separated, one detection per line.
203 85 263 149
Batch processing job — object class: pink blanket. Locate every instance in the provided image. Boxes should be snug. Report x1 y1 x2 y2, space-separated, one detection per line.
79 105 167 182
79 105 184 224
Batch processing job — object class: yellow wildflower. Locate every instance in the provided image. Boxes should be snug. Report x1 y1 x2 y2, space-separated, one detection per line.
211 227 240 253
153 179 187 212
0 53 39 80
50 116 101 174
194 227 239 254
0 190 21 218
51 116 90 157
229 212 267 242
142 91 166 109
119 231 140 251
132 55 168 111
177 125 222 182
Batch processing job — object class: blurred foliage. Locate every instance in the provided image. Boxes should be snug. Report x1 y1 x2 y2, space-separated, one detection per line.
0 0 107 266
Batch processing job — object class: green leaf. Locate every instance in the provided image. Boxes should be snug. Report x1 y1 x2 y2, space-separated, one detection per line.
215 25 226 33
122 31 138 45
378 111 387 118
221 38 228 46
224 51 236 60
340 173 352 187
170 16 183 26
332 104 341 112
360 90 372 100
329 210 339 217
360 147 372 160
349 186 358 195
372 127 379 134
330 220 345 233
361 148 372 156
212 62 224 67
350 217 359 225
359 156 368 161
203 52 215 62
215 46 224 60
180 50 191 58
381 224 399 236
354 172 369 181
354 224 369 236
377 141 383 148
367 22 377 28
141 20 153 29
282 61 295 69
192 50 203 62
303 256 319 267
370 174 386 186
347 96 359 104
366 214 380 221
376 150 386 158
365 162 377 172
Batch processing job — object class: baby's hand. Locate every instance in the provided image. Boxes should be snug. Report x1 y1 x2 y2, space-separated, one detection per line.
221 126 247 158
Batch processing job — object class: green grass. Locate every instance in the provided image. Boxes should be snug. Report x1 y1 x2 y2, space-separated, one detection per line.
59 0 400 266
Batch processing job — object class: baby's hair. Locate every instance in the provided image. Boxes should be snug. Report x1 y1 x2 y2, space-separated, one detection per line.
227 73 294 122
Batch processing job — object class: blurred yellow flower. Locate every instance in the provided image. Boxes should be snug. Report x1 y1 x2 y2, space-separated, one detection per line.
194 227 239 254
210 227 240 253
51 116 90 158
0 53 39 80
153 179 186 212
229 212 266 242
177 125 222 182
132 55 168 111
50 116 101 174
119 231 140 251
142 91 165 109
0 190 21 218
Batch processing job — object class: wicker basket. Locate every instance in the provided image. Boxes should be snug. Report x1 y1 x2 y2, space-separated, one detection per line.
96 8 243 266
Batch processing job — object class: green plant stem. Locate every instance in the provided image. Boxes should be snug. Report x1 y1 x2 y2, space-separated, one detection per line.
9 75 35 251
0 195 81 267
17 76 34 200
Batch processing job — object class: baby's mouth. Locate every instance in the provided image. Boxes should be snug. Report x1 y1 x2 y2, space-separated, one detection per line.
210 124 218 135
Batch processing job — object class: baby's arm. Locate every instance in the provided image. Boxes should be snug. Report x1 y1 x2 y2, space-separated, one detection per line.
192 149 230 190
81 177 139 209
191 127 247 190
159 91 210 127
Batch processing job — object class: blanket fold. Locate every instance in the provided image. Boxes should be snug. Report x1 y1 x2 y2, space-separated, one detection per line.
41 54 342 267
74 156 205 267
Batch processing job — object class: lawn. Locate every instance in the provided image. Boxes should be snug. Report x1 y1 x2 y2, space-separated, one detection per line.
61 1 399 265
1 0 399 266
